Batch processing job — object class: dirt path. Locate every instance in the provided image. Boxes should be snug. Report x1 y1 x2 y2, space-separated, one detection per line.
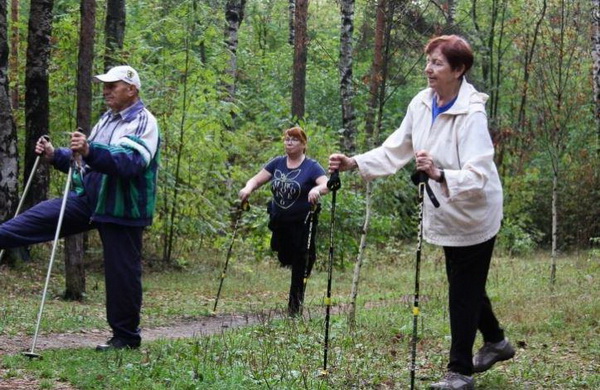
0 311 280 389
0 300 407 389
0 312 277 356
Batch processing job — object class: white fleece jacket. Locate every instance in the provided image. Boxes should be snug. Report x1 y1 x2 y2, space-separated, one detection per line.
354 79 503 247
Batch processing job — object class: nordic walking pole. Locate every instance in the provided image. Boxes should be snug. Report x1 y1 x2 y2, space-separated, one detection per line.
299 202 318 315
409 171 440 387
23 161 74 360
409 171 435 389
212 200 249 313
322 170 341 375
0 135 50 263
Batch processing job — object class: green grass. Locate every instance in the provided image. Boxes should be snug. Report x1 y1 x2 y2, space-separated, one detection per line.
1 244 599 389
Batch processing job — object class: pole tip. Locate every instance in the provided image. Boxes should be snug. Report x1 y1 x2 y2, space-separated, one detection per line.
22 351 43 360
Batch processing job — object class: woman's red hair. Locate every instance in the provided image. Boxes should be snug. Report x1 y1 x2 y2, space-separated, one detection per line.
283 126 308 153
425 35 474 77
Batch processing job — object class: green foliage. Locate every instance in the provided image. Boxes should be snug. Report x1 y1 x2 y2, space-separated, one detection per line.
9 0 599 268
500 166 544 255
497 217 542 257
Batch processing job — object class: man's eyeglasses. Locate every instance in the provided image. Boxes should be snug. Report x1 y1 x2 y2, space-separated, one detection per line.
284 137 301 144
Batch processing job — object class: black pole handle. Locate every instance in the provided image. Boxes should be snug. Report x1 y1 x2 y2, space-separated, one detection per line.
411 170 440 208
410 170 428 185
327 170 341 191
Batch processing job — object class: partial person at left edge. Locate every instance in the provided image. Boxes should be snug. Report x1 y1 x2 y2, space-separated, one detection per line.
0 65 160 352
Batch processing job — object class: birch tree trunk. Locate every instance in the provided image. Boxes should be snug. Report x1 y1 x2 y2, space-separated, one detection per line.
104 0 125 70
339 0 356 154
0 0 18 223
63 0 96 301
223 0 246 195
291 0 308 121
224 0 246 104
0 0 21 266
24 0 53 210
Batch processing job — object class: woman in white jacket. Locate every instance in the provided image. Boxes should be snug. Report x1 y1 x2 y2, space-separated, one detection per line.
329 35 514 390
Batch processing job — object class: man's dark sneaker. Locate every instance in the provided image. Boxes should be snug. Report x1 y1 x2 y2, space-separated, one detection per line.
430 372 475 390
473 338 515 373
95 337 140 352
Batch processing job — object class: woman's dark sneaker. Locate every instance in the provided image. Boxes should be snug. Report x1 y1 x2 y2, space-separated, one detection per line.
430 372 475 390
473 338 515 373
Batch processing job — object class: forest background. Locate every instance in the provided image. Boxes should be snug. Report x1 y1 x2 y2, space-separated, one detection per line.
0 0 599 283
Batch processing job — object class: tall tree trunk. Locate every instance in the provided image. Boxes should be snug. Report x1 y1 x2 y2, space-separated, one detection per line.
339 0 356 154
24 0 53 210
291 0 308 121
288 0 295 45
0 0 18 223
104 0 125 70
9 0 18 108
593 0 600 156
0 0 20 266
223 0 246 106
223 0 246 197
364 0 385 144
375 0 394 144
63 0 96 302
76 0 95 135
64 235 85 298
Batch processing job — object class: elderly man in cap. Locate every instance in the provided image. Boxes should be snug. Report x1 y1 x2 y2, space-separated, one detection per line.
0 65 159 351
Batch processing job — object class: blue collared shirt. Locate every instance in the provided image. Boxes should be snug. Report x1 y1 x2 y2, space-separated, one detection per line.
432 95 458 122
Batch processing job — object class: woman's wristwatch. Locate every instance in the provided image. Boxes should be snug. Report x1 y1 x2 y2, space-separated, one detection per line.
436 168 445 183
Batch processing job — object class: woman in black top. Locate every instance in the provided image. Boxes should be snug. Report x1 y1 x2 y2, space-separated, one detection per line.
239 126 328 316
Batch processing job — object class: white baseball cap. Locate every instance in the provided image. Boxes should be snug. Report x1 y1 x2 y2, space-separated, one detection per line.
93 65 141 90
